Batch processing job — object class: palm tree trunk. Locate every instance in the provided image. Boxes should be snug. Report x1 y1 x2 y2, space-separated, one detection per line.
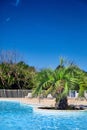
55 97 68 110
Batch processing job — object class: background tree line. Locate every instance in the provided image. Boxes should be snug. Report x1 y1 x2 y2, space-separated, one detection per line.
0 50 36 89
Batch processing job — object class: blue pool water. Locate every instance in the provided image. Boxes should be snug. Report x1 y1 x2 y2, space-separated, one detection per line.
0 101 87 130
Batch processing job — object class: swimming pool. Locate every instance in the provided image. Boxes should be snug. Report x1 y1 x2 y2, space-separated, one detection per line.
0 101 87 130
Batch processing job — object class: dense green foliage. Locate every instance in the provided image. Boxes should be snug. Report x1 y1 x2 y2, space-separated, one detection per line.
0 61 36 89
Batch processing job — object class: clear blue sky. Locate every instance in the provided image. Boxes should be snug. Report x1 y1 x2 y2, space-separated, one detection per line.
0 0 87 70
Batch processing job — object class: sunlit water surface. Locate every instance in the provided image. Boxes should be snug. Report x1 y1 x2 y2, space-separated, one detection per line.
0 101 87 130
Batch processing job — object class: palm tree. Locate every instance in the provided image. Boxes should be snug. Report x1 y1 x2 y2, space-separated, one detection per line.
32 67 77 109
32 58 87 109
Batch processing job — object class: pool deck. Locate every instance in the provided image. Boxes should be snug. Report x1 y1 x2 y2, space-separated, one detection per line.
0 98 55 107
0 97 87 107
